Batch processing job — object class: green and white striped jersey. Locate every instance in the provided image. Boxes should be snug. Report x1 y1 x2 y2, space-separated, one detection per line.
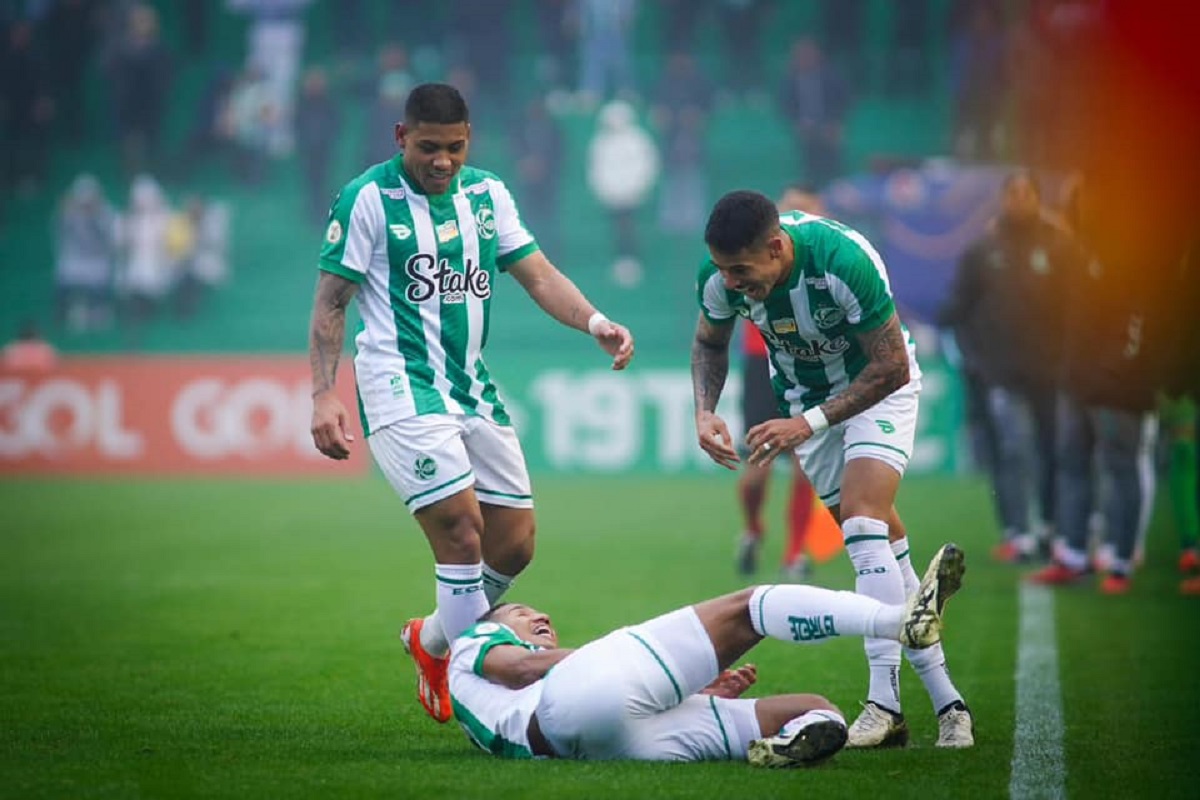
448 621 545 759
697 212 921 416
319 157 540 435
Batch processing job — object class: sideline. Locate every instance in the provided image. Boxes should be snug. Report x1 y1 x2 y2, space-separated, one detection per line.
1010 583 1066 799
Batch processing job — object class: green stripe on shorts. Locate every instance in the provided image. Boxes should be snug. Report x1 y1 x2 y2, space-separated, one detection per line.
626 631 682 704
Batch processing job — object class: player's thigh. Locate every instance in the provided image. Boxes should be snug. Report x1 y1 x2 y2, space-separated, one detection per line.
795 425 848 507
624 695 760 762
842 383 919 481
368 414 474 513
463 416 533 509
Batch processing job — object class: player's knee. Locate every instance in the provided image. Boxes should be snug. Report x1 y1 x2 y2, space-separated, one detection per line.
425 514 484 562
808 695 842 717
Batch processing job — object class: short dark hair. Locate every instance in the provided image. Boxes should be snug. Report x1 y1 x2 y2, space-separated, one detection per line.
478 603 515 623
404 83 470 126
705 190 779 254
1002 168 1040 198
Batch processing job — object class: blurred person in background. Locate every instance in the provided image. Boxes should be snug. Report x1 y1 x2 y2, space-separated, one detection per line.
777 37 848 191
42 0 98 145
586 99 660 287
449 543 963 763
733 186 821 581
652 51 713 236
171 195 230 320
576 0 636 108
939 172 1074 564
221 64 276 185
54 174 117 333
1 18 56 194
307 83 635 726
226 0 311 158
693 190 974 750
1169 239 1200 595
1025 176 1160 594
106 3 171 177
2 319 58 372
296 66 340 227
717 0 773 100
116 174 174 341
362 44 414 166
949 0 1008 161
512 95 564 259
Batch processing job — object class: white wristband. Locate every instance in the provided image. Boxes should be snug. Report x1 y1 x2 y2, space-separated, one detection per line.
802 406 829 434
587 312 609 336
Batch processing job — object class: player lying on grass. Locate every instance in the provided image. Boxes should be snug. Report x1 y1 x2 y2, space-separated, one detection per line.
448 543 965 765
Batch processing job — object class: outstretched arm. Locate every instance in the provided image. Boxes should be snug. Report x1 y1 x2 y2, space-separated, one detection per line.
691 312 739 469
308 271 359 460
508 250 634 370
480 645 577 690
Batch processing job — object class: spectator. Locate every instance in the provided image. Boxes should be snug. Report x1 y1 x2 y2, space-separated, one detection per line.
362 43 414 166
777 37 849 191
54 174 117 333
531 0 573 93
718 0 774 98
106 4 171 176
1 19 55 192
2 320 58 372
173 196 230 319
586 100 660 286
513 96 565 258
576 0 636 108
939 171 1076 563
226 0 313 157
296 66 340 226
116 174 174 340
180 65 238 171
42 0 97 143
221 65 276 185
949 0 1008 161
652 51 713 235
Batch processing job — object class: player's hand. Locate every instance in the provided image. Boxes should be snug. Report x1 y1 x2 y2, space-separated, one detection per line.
745 418 812 467
311 389 355 460
700 663 758 698
696 411 740 470
591 319 634 370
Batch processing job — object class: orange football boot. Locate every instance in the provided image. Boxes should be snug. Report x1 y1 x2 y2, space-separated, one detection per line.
400 618 452 723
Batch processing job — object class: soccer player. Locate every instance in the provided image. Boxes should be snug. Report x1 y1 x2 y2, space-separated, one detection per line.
735 186 825 579
308 83 635 723
450 544 964 763
690 190 974 748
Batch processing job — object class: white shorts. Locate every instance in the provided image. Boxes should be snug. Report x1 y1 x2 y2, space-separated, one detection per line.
368 414 533 513
536 607 762 762
796 382 920 508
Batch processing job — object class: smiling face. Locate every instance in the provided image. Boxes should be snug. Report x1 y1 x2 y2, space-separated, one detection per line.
396 120 470 195
708 234 792 301
490 604 558 649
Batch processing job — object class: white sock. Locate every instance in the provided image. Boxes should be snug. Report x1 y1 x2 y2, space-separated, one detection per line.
843 516 905 712
776 708 847 738
892 538 965 713
481 564 516 607
890 537 920 597
420 562 487 658
748 585 904 642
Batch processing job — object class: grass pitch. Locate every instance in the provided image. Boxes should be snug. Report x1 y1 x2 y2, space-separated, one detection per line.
2 474 1197 799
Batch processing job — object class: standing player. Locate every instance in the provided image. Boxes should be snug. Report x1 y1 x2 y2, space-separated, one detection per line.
690 190 974 748
735 186 825 579
308 83 635 723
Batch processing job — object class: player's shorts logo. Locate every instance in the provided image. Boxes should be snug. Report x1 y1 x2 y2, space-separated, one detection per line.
414 455 438 480
475 206 496 239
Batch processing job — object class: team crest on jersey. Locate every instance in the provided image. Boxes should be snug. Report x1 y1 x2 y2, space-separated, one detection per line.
325 219 343 244
390 223 412 240
475 206 496 239
414 455 437 480
379 187 406 200
436 220 459 243
813 307 846 329
771 318 798 335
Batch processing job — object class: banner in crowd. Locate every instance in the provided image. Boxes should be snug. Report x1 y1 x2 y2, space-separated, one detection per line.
0 356 963 477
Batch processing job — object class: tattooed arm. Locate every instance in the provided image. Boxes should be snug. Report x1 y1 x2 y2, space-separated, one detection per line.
308 271 359 460
691 312 740 469
817 312 910 426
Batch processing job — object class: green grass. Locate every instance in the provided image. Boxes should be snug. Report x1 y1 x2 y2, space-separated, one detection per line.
2 475 1198 799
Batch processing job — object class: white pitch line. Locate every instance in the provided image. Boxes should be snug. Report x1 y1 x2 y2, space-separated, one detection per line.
1010 584 1066 799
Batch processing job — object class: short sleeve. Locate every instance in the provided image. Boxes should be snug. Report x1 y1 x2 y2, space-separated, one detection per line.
696 259 737 324
318 180 383 283
489 180 539 270
825 229 895 332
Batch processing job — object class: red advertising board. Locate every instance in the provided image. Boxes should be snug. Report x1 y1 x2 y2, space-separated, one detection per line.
0 357 368 476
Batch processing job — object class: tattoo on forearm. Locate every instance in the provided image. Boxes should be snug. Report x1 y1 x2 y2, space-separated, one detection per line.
691 317 734 413
820 315 910 426
308 275 358 395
